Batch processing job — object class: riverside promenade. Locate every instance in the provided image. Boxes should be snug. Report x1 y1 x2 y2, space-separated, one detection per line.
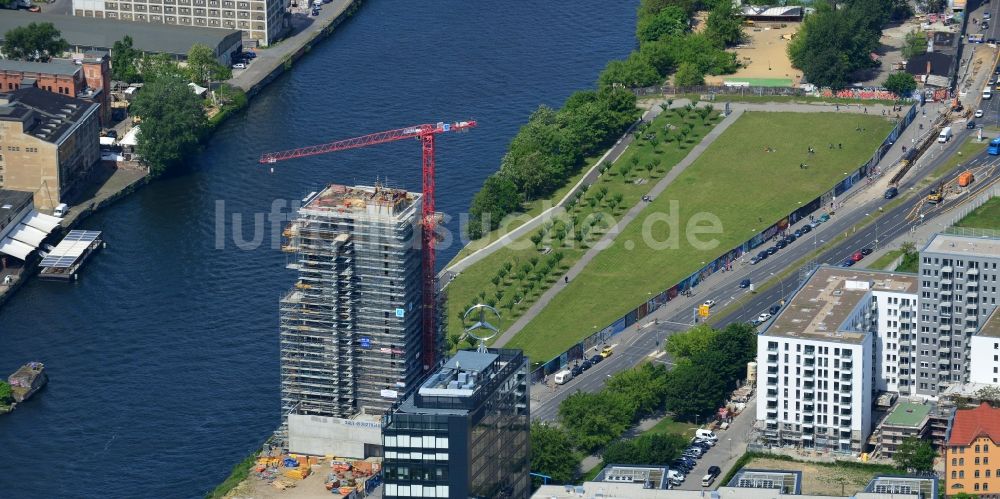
230 0 360 95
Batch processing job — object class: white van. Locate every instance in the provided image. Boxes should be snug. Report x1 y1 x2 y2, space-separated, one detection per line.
985 87 993 100
938 126 953 143
701 474 716 487
53 203 69 217
553 369 573 385
696 429 718 441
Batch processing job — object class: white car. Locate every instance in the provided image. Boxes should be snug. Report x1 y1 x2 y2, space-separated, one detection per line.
976 109 985 118
757 312 772 322
233 63 247 70
985 12 992 20
702 300 716 308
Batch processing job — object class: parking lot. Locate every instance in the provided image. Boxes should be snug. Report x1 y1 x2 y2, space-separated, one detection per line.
672 395 756 491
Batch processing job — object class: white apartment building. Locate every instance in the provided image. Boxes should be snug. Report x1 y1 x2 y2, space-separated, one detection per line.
757 267 877 454
970 308 1000 385
870 278 919 394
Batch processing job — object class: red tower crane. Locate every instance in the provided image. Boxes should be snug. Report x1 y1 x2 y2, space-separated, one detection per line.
260 120 477 371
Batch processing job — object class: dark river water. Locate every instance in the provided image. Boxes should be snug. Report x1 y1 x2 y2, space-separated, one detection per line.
0 1 636 496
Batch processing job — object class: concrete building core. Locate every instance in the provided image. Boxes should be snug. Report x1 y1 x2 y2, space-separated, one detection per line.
280 184 426 422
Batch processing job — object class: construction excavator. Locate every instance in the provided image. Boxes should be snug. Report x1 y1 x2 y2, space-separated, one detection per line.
927 180 946 204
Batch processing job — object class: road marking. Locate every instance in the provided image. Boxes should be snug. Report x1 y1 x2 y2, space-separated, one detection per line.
647 350 666 359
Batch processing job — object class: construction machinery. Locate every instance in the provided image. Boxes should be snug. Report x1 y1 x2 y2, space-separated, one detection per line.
260 120 477 370
927 180 946 204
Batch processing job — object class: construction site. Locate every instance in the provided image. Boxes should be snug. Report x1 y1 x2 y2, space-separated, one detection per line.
279 184 425 421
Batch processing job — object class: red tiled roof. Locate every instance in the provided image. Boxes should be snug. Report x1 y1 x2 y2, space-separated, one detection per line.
948 402 1000 446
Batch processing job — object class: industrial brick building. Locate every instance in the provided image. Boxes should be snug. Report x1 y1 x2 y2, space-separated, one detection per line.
0 88 100 211
279 184 428 421
0 55 110 126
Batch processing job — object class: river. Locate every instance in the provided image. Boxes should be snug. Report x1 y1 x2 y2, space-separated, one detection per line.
0 1 636 496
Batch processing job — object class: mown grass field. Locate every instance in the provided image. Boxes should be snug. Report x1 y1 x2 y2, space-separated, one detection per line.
444 106 725 349
508 112 894 361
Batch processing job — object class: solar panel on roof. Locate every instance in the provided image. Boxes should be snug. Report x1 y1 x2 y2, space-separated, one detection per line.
40 230 101 268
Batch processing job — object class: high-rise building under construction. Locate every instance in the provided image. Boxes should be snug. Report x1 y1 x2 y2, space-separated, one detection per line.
279 184 429 419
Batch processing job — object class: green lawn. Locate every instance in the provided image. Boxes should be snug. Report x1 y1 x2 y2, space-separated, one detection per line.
646 415 697 439
444 108 725 349
508 112 894 361
656 93 898 107
866 249 904 270
955 196 1000 230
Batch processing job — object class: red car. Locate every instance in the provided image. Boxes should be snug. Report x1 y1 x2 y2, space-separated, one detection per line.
851 251 864 262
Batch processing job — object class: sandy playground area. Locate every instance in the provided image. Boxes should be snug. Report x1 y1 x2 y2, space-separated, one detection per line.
705 22 802 88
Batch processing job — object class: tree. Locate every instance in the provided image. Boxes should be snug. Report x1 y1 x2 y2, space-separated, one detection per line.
0 381 12 406
666 324 718 360
902 30 927 59
674 62 705 87
186 43 232 87
883 72 916 99
787 3 880 89
709 322 757 387
130 76 208 176
664 361 727 421
2 23 69 62
605 362 669 416
636 5 688 43
894 436 936 472
467 173 521 239
599 55 661 88
705 0 744 47
111 36 143 83
530 423 579 484
603 433 687 465
558 391 637 452
140 53 185 83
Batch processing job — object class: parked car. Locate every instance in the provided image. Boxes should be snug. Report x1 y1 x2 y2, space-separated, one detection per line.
243 51 257 59
794 229 803 237
766 247 777 255
600 346 614 358
667 470 685 483
233 62 247 69
750 256 761 265
861 247 873 256
775 240 787 250
841 258 855 267
27 5 41 11
757 250 769 260
976 109 986 118
740 278 751 288
757 312 772 323
580 359 593 371
590 354 603 364
702 299 716 308
769 304 781 315
571 365 583 377
884 186 898 199
852 250 864 262
311 7 320 15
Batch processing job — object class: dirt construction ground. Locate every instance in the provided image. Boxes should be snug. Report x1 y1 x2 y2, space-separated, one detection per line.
705 22 802 87
744 457 883 496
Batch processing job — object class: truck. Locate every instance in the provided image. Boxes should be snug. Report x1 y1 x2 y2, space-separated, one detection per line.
938 126 953 143
959 170 975 187
989 137 1000 155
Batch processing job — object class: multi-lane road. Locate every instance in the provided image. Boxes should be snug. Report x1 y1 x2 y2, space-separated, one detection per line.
531 121 1000 422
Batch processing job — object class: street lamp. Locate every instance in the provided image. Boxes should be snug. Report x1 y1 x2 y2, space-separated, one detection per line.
770 272 785 302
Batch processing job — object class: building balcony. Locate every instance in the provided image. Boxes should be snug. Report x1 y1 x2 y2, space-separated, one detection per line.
941 266 953 274
767 354 778 364
804 382 815 390
766 376 778 387
804 359 816 367
968 267 979 276
967 279 980 287
766 367 778 375
804 404 815 413
840 419 852 428
767 346 778 352
766 391 778 401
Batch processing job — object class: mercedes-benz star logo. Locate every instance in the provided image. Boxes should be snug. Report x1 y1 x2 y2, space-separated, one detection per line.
463 303 501 352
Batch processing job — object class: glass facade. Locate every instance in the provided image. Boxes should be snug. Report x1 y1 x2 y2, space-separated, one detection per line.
383 349 530 498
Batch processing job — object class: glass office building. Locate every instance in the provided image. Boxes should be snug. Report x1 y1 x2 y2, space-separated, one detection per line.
382 349 530 498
